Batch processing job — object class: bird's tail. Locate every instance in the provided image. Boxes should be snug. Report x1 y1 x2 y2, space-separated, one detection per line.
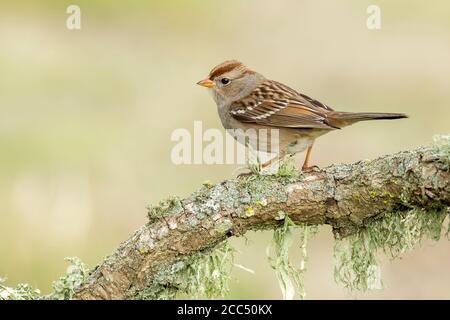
326 111 408 128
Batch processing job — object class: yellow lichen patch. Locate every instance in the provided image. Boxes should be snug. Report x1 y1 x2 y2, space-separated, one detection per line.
245 207 254 217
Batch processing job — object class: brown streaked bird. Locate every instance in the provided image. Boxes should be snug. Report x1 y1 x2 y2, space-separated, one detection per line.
197 60 407 171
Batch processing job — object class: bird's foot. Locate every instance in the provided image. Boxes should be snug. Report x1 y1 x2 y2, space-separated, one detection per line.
301 165 321 173
233 165 259 179
236 171 255 178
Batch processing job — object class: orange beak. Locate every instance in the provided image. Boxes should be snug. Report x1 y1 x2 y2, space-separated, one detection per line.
196 79 215 88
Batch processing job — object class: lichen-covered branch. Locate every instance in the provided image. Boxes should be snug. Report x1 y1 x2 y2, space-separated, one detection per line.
73 146 449 300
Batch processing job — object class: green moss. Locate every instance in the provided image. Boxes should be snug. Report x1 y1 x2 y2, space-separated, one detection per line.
147 196 183 223
276 157 300 179
145 165 301 226
334 208 448 292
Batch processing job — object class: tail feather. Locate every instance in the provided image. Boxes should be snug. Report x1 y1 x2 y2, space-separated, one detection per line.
326 111 408 128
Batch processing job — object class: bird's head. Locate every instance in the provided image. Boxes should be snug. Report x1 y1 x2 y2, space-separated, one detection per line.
197 60 265 105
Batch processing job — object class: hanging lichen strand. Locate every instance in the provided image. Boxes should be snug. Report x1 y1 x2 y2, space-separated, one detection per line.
267 216 318 300
333 208 448 292
177 241 235 299
130 241 235 300
333 134 450 292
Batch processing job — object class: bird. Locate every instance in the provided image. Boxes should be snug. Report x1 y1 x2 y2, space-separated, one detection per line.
197 60 407 172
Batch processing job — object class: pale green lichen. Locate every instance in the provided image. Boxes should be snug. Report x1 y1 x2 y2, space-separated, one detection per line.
334 208 449 292
0 256 88 300
255 198 268 207
132 260 185 300
432 134 450 170
267 216 318 300
267 217 299 300
0 278 41 300
275 210 286 221
179 241 234 299
187 183 230 218
133 241 234 300
297 224 318 299
239 174 291 205
215 219 233 234
147 196 183 223
333 230 381 291
48 257 89 300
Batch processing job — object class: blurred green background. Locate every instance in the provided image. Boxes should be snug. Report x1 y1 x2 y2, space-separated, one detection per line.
0 0 449 299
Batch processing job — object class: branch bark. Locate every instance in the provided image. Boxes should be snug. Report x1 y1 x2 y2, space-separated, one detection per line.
74 146 449 300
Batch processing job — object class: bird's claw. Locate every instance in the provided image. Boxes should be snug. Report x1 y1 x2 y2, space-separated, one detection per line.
301 165 321 173
237 171 255 178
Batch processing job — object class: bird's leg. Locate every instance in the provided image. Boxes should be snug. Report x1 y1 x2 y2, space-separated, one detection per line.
301 144 320 172
301 145 312 171
261 150 286 170
261 157 275 169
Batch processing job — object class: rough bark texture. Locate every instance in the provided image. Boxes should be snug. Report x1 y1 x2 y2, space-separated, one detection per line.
74 146 449 300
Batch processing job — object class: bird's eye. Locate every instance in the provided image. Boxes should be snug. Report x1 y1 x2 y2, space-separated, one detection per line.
221 78 231 85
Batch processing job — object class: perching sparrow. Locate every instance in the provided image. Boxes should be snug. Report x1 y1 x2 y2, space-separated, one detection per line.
197 60 407 171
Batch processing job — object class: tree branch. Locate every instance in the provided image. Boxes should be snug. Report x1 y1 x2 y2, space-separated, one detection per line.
74 146 449 300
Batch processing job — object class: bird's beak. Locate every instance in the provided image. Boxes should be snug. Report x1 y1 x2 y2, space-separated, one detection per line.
196 79 215 88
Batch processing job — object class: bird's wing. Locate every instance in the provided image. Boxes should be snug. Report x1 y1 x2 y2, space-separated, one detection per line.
230 80 336 129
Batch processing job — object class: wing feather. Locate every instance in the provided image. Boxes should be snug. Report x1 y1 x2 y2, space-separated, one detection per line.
230 80 335 129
